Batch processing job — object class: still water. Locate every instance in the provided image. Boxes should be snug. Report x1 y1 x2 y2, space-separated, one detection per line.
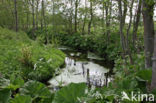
48 46 113 89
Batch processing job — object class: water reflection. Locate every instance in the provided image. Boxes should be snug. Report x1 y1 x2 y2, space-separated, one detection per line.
49 56 112 88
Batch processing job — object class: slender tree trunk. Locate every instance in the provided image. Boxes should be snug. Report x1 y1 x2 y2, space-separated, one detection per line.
106 1 112 43
36 0 39 29
105 1 109 35
26 12 29 29
52 0 55 26
88 0 93 35
82 15 86 34
74 0 78 33
126 0 134 64
26 0 29 30
132 0 142 48
122 0 127 27
14 0 18 32
142 0 154 68
69 0 73 34
43 2 46 28
126 0 134 47
32 0 35 30
82 0 87 34
107 0 112 43
41 0 44 29
151 34 156 90
118 0 126 55
102 1 105 31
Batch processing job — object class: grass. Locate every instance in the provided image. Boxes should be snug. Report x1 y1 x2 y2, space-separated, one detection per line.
0 27 65 81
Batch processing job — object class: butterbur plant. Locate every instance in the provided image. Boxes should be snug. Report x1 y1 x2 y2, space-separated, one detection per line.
20 46 32 67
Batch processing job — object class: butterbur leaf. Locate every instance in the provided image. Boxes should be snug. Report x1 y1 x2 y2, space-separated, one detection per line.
0 88 11 103
20 80 51 99
0 78 10 88
11 76 24 87
10 95 32 103
7 76 25 90
136 69 152 82
53 83 87 103
40 93 54 103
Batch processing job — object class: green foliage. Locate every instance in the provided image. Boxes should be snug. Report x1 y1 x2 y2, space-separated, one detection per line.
0 27 30 79
7 76 25 90
0 27 65 81
10 95 32 103
0 88 11 103
0 78 10 88
53 83 87 103
0 0 149 103
136 69 152 82
20 81 52 102
50 29 121 61
0 79 54 103
54 32 116 60
20 46 32 67
77 52 150 103
21 44 65 81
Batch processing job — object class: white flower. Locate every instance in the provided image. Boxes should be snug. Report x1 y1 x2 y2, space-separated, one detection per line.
47 58 52 63
34 63 37 70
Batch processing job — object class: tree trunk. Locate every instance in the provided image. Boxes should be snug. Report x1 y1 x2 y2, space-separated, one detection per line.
107 0 112 43
118 0 126 54
74 0 78 33
41 0 44 29
26 11 29 29
82 0 87 34
132 0 142 48
26 0 29 30
106 0 112 43
69 0 73 34
151 34 156 90
32 0 35 30
126 0 134 64
122 0 127 27
14 0 18 32
36 0 39 29
142 0 154 68
102 1 105 31
88 0 93 35
105 1 109 37
52 0 55 27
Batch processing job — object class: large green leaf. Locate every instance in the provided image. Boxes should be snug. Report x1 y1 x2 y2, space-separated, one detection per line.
10 76 24 87
10 95 32 103
20 81 51 99
53 83 87 103
136 69 152 82
0 78 10 88
0 88 11 103
7 76 25 90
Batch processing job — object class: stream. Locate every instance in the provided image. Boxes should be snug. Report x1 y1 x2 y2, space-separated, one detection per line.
48 46 113 90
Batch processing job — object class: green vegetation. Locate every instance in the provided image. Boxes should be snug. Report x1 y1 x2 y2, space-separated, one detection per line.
0 27 65 81
53 83 87 103
27 27 122 61
1 0 156 103
0 27 65 102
